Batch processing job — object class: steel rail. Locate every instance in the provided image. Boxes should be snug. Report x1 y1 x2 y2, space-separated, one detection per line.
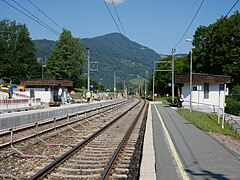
100 100 147 179
29 99 141 179
0 100 129 149
0 99 126 135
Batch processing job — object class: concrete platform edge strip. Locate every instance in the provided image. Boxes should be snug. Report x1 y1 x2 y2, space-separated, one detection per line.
140 102 156 180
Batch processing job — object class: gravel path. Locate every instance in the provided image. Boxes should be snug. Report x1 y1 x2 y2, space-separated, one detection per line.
208 132 240 155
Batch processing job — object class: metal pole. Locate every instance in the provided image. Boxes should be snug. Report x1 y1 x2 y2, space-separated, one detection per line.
114 71 116 99
198 86 200 110
144 78 146 100
218 87 221 124
172 48 175 104
153 73 155 101
139 84 141 97
123 80 126 98
42 65 43 79
42 65 46 79
189 43 193 113
186 39 193 113
222 84 226 128
84 73 86 88
87 48 90 91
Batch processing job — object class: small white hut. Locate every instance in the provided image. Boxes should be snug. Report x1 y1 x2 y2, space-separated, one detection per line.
175 73 230 111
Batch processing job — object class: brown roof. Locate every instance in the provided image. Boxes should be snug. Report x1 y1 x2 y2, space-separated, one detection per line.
175 73 231 84
20 79 73 87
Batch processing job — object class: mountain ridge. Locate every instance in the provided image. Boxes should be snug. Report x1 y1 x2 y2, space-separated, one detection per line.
34 33 161 88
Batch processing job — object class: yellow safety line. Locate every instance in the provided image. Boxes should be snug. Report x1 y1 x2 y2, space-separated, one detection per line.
153 103 189 180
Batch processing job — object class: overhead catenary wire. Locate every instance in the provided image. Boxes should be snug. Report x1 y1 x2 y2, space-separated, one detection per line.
27 0 63 30
174 0 205 49
103 0 142 75
111 0 126 36
103 0 134 54
225 0 239 17
111 0 137 60
211 0 240 33
174 0 239 51
11 0 61 35
2 0 60 36
102 0 122 34
208 0 240 59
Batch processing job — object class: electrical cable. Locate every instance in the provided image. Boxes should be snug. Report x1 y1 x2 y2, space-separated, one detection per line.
102 0 122 34
104 0 142 75
111 0 137 61
225 0 239 17
2 0 60 36
111 0 126 36
11 0 60 35
27 0 63 30
174 0 205 49
208 0 240 60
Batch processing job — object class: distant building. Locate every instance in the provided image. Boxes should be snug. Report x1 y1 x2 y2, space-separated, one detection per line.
20 78 73 103
175 73 230 110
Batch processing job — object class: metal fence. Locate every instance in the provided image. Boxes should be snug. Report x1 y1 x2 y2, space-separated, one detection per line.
183 100 240 135
0 98 41 114
0 100 122 132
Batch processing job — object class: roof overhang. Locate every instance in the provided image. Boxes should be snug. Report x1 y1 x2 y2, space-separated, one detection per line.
20 78 73 87
175 73 231 84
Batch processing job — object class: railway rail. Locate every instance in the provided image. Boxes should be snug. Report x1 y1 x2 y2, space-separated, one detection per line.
0 98 148 179
0 100 128 148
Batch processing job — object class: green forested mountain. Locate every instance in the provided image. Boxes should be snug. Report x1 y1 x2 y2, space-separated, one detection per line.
34 39 56 64
34 33 161 88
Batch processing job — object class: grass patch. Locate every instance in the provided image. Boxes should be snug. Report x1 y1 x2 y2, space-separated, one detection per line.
155 97 178 106
177 109 240 140
153 97 171 105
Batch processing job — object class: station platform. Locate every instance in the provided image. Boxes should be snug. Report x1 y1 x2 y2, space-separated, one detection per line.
0 100 119 132
140 102 240 180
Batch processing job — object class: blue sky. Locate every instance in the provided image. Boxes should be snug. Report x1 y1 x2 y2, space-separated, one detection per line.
0 0 239 55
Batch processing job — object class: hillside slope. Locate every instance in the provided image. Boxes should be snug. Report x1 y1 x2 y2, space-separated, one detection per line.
34 33 161 88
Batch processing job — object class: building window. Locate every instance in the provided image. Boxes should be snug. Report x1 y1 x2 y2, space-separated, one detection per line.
204 83 209 99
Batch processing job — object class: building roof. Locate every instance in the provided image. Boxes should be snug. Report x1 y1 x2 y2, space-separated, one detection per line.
175 73 231 84
20 79 73 87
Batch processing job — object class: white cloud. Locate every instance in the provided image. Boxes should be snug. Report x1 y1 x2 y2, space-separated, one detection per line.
105 0 125 4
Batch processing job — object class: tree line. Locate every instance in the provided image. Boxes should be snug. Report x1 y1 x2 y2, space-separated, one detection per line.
149 11 240 115
0 19 87 88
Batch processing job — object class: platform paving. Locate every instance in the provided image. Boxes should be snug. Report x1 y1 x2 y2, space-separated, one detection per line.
0 100 121 132
140 102 240 180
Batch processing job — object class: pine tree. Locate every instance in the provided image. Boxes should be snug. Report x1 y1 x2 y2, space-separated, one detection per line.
47 28 85 86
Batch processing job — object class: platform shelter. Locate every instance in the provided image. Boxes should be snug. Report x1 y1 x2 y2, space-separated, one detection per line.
20 78 73 103
175 73 230 110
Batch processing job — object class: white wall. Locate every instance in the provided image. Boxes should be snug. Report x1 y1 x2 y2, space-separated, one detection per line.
24 88 52 103
14 87 70 103
182 83 226 109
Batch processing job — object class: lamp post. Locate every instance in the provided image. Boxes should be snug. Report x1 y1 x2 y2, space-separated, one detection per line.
172 48 176 104
186 38 193 113
42 65 46 79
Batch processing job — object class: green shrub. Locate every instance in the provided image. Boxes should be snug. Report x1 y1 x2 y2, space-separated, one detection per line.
225 97 240 116
231 85 240 102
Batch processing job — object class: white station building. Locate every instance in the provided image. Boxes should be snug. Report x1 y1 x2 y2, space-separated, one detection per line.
20 78 73 103
175 73 230 110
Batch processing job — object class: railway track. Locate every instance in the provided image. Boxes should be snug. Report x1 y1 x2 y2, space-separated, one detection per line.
0 98 148 179
0 100 128 148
